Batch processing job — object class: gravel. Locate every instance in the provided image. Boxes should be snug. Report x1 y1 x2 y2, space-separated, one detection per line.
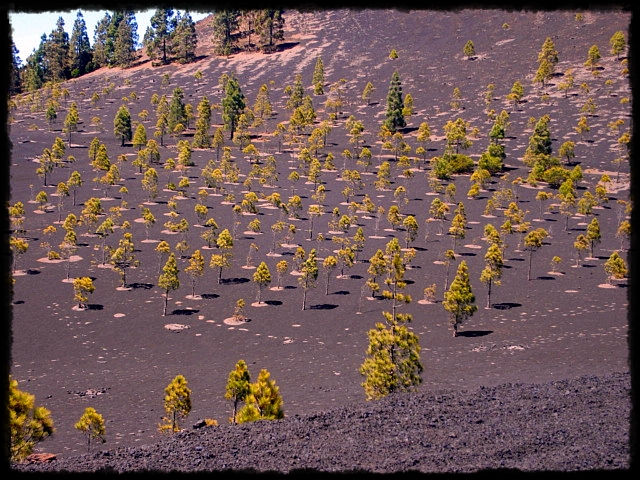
11 371 630 474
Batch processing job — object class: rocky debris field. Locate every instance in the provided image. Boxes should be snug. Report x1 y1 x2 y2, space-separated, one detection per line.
12 371 631 474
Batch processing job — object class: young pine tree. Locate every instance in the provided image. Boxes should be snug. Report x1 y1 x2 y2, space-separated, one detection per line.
443 260 477 336
225 359 251 424
158 374 192 433
236 368 284 423
74 407 106 452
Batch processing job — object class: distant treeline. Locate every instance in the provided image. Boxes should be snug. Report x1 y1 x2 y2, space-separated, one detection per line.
10 9 285 95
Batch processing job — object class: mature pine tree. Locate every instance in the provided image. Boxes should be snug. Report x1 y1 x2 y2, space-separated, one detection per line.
256 9 285 51
172 10 198 63
143 8 176 64
22 36 46 91
383 71 406 133
44 16 70 81
10 42 22 95
222 75 245 140
212 10 240 56
69 11 93 77
112 11 138 67
225 360 251 424
443 260 477 336
92 12 112 67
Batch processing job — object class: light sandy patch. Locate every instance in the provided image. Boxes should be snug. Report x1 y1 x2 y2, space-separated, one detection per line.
164 323 190 331
223 317 248 326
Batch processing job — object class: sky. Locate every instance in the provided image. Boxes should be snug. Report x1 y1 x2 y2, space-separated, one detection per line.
8 9 211 65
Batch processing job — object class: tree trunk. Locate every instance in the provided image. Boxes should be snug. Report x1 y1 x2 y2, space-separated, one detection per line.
486 279 492 309
528 250 533 281
163 292 168 316
302 289 307 311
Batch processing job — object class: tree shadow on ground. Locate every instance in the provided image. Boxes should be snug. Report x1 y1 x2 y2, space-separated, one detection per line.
264 300 282 306
85 304 103 311
309 304 338 310
332 290 350 295
536 276 555 280
129 282 153 289
201 293 220 299
457 330 493 337
492 302 522 310
171 309 200 315
221 277 250 285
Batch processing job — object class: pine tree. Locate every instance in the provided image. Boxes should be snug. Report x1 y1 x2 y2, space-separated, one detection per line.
535 37 558 87
584 45 601 72
383 71 406 133
69 11 93 76
313 56 325 94
132 123 147 150
480 243 503 308
609 31 626 60
225 360 251 424
299 248 319 310
524 228 548 280
172 10 198 63
212 10 240 56
253 261 272 304
604 251 627 284
9 376 55 462
63 101 80 146
237 368 284 423
44 16 70 82
360 238 422 400
443 260 477 336
112 11 138 67
159 374 192 433
73 276 95 310
74 407 106 452
92 12 111 67
158 252 180 316
586 217 602 258
222 75 245 140
113 105 132 146
167 87 187 134
192 96 212 148
143 9 176 64
256 9 285 51
10 42 22 95
185 249 205 297
211 228 234 284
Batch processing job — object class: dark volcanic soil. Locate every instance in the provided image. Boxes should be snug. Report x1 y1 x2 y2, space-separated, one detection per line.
6 6 633 474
